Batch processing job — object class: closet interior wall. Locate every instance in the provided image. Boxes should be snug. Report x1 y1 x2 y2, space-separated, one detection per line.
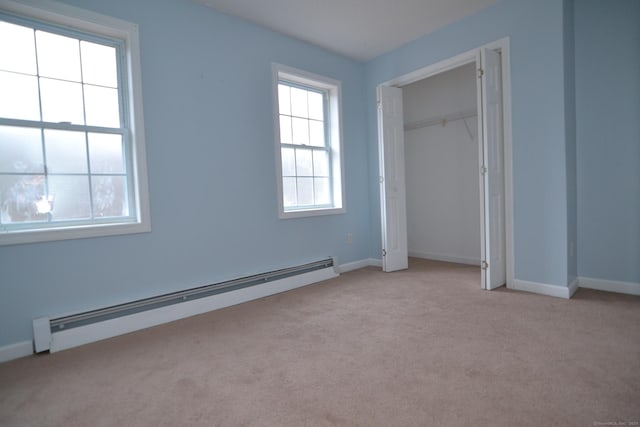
403 63 481 266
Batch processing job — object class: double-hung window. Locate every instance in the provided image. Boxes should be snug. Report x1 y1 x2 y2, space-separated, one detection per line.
0 0 150 245
273 64 345 218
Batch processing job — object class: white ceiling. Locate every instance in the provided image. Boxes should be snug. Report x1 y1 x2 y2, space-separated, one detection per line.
195 0 498 62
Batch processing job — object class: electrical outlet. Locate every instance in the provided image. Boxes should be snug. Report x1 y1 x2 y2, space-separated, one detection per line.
347 233 353 244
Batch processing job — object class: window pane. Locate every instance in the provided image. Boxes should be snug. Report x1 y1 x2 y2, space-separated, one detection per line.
276 70 341 216
92 175 126 218
308 91 323 121
290 87 308 118
292 117 309 146
0 22 37 75
0 174 47 223
84 85 120 128
295 148 313 176
312 150 329 177
282 177 296 208
0 71 40 121
309 120 325 147
80 41 118 87
35 30 81 82
278 84 290 116
89 133 124 174
44 129 87 174
40 78 84 124
296 177 313 206
314 178 330 205
0 11 147 241
281 147 295 177
279 115 292 145
0 126 44 173
48 175 91 221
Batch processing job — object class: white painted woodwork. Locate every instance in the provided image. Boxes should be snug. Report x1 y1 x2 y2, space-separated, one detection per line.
403 63 480 266
378 85 409 272
0 0 151 246
479 48 506 290
0 341 33 363
272 63 346 219
578 277 640 297
36 266 338 353
377 39 513 290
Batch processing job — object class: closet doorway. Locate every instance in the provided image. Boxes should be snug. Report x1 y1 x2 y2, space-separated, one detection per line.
403 63 480 267
377 39 513 290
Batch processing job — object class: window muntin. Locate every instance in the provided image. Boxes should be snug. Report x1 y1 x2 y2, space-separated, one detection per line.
278 81 332 209
274 65 345 218
0 3 149 244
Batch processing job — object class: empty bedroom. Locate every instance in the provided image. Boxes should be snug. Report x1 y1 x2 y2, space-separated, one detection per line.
0 0 638 425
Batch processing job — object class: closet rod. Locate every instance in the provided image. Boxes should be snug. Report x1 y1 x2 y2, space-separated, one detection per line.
404 108 477 132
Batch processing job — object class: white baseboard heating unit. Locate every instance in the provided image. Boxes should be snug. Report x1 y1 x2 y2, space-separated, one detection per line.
33 258 338 354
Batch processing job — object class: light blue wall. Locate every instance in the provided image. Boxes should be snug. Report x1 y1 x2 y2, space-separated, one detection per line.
365 0 570 287
575 0 640 283
564 0 577 284
3 0 637 351
0 0 371 347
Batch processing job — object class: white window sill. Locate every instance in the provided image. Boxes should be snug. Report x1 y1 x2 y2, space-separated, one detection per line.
0 221 151 246
279 206 346 220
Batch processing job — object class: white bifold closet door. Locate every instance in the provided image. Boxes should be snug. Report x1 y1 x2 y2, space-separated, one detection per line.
377 48 506 287
478 48 506 290
377 85 408 272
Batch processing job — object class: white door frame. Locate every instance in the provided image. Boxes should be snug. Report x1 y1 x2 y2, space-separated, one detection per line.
377 37 514 289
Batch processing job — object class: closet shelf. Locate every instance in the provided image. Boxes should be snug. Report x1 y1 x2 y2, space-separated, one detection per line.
404 108 477 132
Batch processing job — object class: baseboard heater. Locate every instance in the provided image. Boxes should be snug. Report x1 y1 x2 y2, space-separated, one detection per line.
33 258 337 354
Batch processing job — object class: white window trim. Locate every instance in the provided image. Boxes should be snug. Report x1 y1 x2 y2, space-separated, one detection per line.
0 0 151 246
272 63 346 219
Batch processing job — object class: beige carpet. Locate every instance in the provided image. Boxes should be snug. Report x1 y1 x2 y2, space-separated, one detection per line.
1 259 639 426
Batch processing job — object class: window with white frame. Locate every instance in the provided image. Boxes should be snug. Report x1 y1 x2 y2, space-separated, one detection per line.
273 64 345 218
0 0 150 245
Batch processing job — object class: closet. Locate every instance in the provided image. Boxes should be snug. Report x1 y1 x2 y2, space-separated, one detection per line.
402 63 480 266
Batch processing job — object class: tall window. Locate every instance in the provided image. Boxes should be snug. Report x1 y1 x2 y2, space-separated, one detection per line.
0 1 149 245
273 64 345 218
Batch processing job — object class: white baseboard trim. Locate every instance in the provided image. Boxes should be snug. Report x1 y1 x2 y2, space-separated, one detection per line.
367 258 383 268
338 258 382 273
511 279 572 299
408 251 480 266
0 341 33 363
579 277 640 296
47 267 338 353
568 277 580 298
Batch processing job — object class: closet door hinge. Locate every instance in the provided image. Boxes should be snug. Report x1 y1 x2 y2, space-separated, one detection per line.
481 166 487 175
477 68 484 79
481 261 489 270
382 249 387 257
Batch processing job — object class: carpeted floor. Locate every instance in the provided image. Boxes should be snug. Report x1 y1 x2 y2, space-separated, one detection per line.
1 259 639 426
